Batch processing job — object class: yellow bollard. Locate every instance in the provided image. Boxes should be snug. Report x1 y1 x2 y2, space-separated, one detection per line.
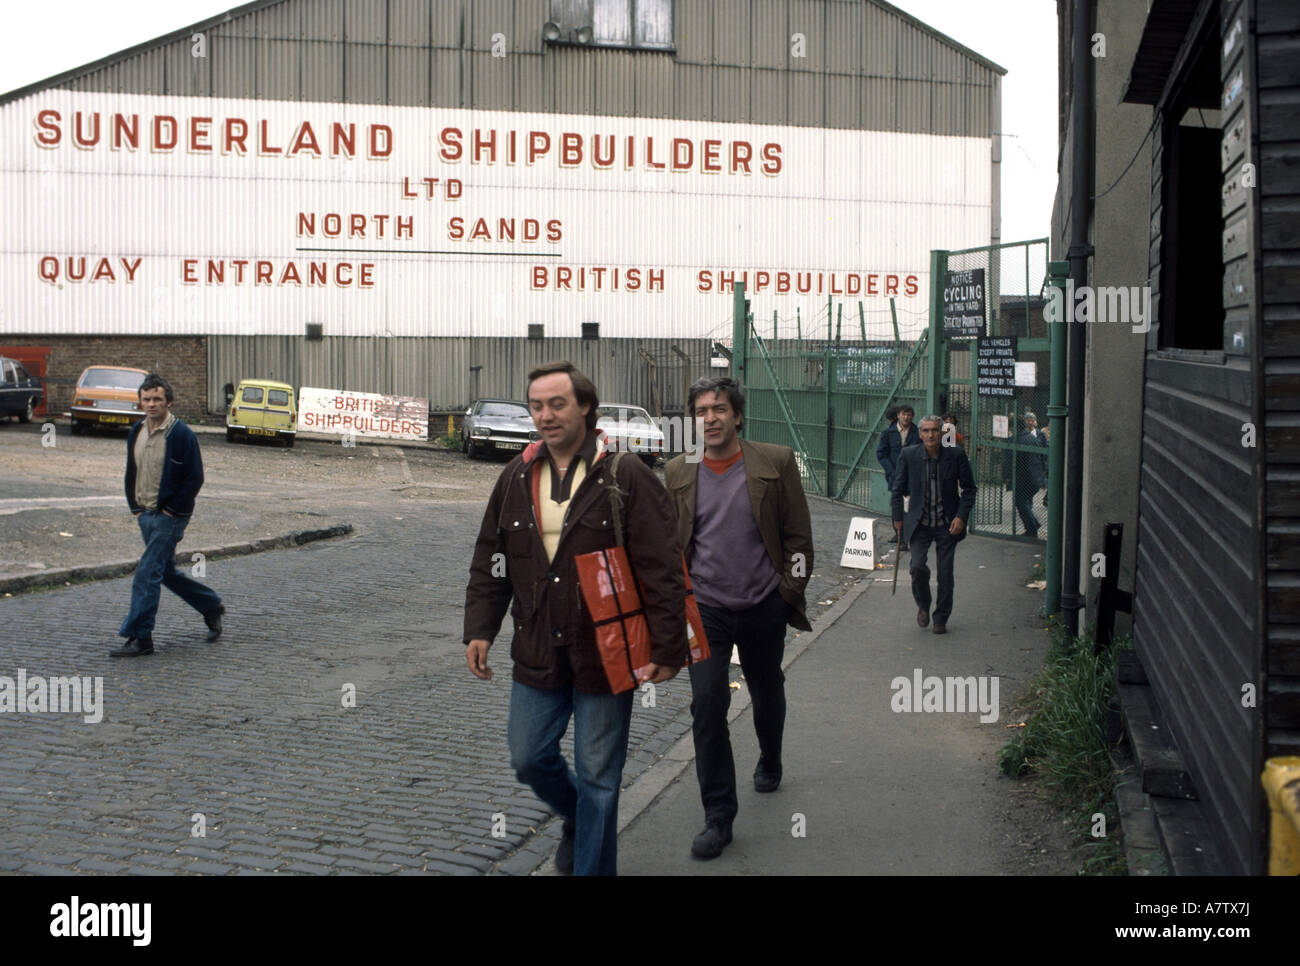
1261 756 1300 875
447 414 454 436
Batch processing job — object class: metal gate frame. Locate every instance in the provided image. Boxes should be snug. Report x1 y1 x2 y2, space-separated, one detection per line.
929 240 1053 543
733 239 1056 545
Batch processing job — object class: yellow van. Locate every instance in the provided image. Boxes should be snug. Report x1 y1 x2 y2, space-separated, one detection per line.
227 379 297 446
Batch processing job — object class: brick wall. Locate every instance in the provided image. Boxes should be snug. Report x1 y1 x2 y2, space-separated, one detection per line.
0 336 209 421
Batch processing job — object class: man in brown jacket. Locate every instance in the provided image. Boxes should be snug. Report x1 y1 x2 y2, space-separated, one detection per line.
463 361 686 876
664 376 813 860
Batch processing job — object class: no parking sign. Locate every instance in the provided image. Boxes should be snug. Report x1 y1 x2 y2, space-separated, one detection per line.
840 517 876 570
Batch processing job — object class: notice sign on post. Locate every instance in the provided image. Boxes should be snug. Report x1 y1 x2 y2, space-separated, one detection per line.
942 268 986 337
977 337 1017 397
840 517 876 570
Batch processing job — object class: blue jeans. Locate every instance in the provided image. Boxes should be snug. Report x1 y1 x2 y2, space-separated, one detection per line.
508 680 634 876
119 510 222 640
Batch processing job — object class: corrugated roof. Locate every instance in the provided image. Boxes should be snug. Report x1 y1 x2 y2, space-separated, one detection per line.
868 0 1007 76
2 0 1006 107
0 0 288 104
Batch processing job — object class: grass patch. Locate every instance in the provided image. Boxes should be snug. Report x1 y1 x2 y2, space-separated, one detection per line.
1000 617 1131 875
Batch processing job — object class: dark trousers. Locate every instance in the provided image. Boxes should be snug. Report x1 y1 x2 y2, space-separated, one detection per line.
1014 489 1041 537
909 523 958 624
688 587 789 826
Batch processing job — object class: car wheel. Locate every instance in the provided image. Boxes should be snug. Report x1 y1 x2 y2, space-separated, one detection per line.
70 419 84 436
226 427 236 442
284 435 295 448
467 439 480 460
20 397 35 423
640 454 657 468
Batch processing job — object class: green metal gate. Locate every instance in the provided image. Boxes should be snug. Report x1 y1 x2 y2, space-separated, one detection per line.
739 294 930 514
737 238 1054 542
931 239 1051 539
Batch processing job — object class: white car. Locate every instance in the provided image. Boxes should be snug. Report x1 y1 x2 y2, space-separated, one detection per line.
596 404 665 466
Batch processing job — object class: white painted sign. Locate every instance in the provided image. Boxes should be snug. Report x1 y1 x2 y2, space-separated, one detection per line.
1014 361 1037 387
992 414 1010 439
841 517 877 570
1 91 991 339
297 386 428 441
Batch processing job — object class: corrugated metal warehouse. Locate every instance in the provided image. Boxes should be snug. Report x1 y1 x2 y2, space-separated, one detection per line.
0 0 1004 422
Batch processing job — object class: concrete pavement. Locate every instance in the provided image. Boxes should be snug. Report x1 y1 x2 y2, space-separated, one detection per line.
608 524 1051 875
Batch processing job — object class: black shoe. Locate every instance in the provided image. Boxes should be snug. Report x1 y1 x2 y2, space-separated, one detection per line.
899 541 909 551
917 608 930 628
753 761 783 793
933 622 947 635
690 823 733 860
203 604 225 642
110 637 154 657
554 817 575 875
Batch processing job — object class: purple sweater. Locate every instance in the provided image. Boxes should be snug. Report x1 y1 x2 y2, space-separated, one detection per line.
690 458 780 609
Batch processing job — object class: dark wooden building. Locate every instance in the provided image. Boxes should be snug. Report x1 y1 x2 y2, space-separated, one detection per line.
1060 0 1299 874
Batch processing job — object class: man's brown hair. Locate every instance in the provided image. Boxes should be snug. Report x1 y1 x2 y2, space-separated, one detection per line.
526 360 600 431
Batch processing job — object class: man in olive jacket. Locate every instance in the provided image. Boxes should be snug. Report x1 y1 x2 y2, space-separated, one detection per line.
664 376 813 860
463 361 686 876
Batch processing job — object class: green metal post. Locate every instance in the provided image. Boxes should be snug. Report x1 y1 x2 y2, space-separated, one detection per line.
827 294 833 342
835 303 843 343
732 281 748 392
773 310 778 343
796 307 802 346
825 338 833 497
858 301 868 343
890 296 901 384
927 250 947 417
1045 260 1069 616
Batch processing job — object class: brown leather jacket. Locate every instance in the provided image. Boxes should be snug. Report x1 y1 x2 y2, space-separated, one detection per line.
664 438 814 631
463 433 687 693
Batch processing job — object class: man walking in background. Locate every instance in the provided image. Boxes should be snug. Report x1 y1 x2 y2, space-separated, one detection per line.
1012 411 1048 539
892 415 977 635
877 404 920 547
113 373 223 657
666 376 813 860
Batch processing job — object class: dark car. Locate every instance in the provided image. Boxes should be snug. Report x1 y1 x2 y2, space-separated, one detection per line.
461 398 538 459
0 356 44 423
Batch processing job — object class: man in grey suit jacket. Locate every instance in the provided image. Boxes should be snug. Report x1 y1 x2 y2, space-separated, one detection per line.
890 415 977 634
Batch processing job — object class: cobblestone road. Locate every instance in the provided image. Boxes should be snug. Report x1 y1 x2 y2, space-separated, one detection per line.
0 468 867 875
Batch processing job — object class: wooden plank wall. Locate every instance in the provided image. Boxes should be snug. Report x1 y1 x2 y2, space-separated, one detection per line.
1257 0 1300 782
1133 0 1263 876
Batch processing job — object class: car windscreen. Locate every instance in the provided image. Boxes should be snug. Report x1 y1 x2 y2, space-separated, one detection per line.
241 387 264 403
598 407 652 426
480 403 528 418
80 369 144 389
268 390 290 406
